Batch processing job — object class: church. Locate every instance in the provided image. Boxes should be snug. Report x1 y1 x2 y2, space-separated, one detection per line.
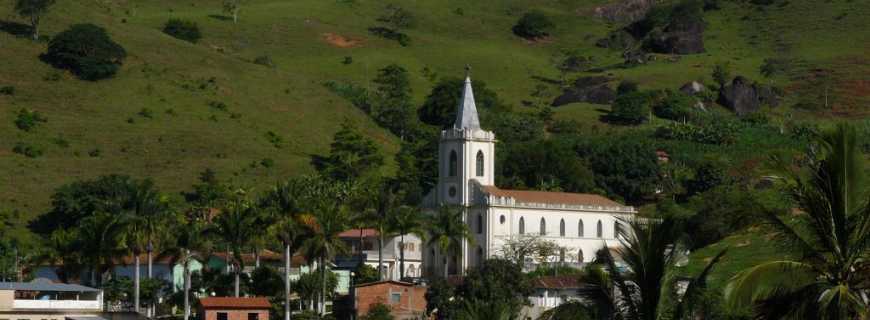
422 74 637 276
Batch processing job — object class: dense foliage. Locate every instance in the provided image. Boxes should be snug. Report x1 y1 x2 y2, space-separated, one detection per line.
43 24 126 80
512 11 554 39
163 19 202 43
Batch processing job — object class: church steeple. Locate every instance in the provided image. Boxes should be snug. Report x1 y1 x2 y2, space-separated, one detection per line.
454 66 481 130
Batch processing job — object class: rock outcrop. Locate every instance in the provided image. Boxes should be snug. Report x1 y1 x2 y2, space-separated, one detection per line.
646 20 705 54
718 76 760 115
680 81 705 95
551 76 616 106
594 0 656 24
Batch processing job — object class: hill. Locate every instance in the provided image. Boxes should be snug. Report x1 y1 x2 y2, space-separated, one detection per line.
1 0 868 222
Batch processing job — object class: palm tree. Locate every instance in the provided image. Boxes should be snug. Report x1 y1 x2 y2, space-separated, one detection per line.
119 179 169 315
725 123 870 319
590 216 726 320
212 197 259 297
159 218 213 320
360 183 401 280
263 180 314 320
77 211 125 287
389 205 426 280
426 204 472 278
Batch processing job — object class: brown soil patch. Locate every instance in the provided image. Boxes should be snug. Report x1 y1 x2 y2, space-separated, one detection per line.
322 33 362 48
522 36 554 46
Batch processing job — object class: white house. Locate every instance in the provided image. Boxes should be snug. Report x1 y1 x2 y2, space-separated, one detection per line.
337 229 424 280
422 74 636 276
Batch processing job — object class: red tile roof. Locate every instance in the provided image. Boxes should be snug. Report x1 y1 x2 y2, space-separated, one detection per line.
200 297 271 309
338 228 379 238
532 276 582 289
481 186 624 207
212 249 284 263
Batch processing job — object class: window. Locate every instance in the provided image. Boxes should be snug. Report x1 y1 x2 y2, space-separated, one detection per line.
578 249 584 263
476 150 485 177
559 219 565 237
597 220 603 238
500 215 506 224
540 218 546 235
477 246 484 264
477 214 483 234
390 292 401 304
449 150 458 177
217 313 228 320
559 248 565 262
519 217 525 234
248 313 259 320
614 221 620 238
578 219 584 237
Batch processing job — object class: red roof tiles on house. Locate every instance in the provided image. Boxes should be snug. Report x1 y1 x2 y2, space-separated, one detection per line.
200 297 271 309
481 186 624 207
532 276 582 289
338 228 379 238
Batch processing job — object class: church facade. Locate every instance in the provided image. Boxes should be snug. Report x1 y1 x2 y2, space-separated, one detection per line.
422 75 636 276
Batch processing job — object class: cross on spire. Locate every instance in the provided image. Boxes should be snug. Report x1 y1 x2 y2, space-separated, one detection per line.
455 66 481 130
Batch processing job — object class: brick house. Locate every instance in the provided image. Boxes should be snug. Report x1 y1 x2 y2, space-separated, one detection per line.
199 297 270 320
354 281 426 320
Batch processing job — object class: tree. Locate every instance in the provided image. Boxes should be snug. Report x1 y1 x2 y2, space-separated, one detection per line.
222 0 243 23
212 197 259 297
498 138 596 192
389 205 426 279
610 91 650 125
314 120 384 182
118 179 169 315
418 77 505 128
590 217 726 320
14 0 55 40
43 24 126 80
263 179 314 320
159 217 212 320
537 301 596 320
712 62 731 87
512 11 554 39
371 64 415 139
376 4 415 30
652 90 696 122
580 135 660 204
357 182 403 281
457 259 532 319
426 204 472 278
725 123 870 319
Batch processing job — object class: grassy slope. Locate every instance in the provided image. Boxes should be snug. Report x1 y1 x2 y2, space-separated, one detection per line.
0 0 867 223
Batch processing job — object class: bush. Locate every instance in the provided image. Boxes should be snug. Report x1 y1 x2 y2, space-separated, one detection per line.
616 80 638 95
43 24 126 80
0 86 14 95
653 90 696 121
368 27 411 46
654 121 738 145
610 91 650 124
512 11 554 39
377 4 415 30
13 142 43 158
14 108 48 131
162 19 201 43
253 55 275 68
260 158 274 168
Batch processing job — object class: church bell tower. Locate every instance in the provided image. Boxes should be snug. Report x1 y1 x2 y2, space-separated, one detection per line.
437 70 496 206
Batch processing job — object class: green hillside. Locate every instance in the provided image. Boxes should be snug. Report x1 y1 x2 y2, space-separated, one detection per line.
1 0 868 219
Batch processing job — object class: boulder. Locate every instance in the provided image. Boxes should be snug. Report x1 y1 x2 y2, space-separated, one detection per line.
717 76 760 115
680 81 705 95
551 76 616 106
646 20 705 54
594 0 656 24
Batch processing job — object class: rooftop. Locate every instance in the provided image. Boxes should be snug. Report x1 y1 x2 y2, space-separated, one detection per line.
199 297 271 309
481 185 627 208
0 281 101 292
338 228 378 238
531 276 584 289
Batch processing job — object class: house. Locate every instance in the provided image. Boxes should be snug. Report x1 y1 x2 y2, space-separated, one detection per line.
336 229 424 280
0 280 136 320
422 73 636 276
522 276 591 320
198 297 270 320
353 281 426 320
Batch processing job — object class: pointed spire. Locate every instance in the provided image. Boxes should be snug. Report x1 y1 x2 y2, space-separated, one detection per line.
454 65 481 130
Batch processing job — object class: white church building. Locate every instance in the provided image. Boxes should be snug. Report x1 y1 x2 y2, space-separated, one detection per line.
422 75 636 276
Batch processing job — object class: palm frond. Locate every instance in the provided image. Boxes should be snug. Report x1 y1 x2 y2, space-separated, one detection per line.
724 260 819 310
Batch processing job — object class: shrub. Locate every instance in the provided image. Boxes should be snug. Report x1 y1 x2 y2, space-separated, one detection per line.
512 11 554 39
617 80 639 95
368 27 410 46
0 86 15 95
13 142 43 158
43 24 126 80
610 91 650 125
88 148 101 157
377 4 415 30
260 158 274 168
265 131 283 148
253 55 275 68
208 100 228 112
654 121 738 145
138 108 154 119
14 108 48 131
342 56 353 65
653 90 696 121
162 19 201 43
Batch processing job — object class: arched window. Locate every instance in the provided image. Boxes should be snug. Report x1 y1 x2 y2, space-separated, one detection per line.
476 214 483 234
578 249 584 263
477 246 484 264
597 220 603 238
559 248 566 262
559 219 566 237
475 151 485 177
448 151 458 177
578 219 584 237
540 218 547 235
519 217 525 234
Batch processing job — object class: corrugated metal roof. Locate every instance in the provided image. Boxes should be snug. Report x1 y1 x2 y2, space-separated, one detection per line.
0 281 101 292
